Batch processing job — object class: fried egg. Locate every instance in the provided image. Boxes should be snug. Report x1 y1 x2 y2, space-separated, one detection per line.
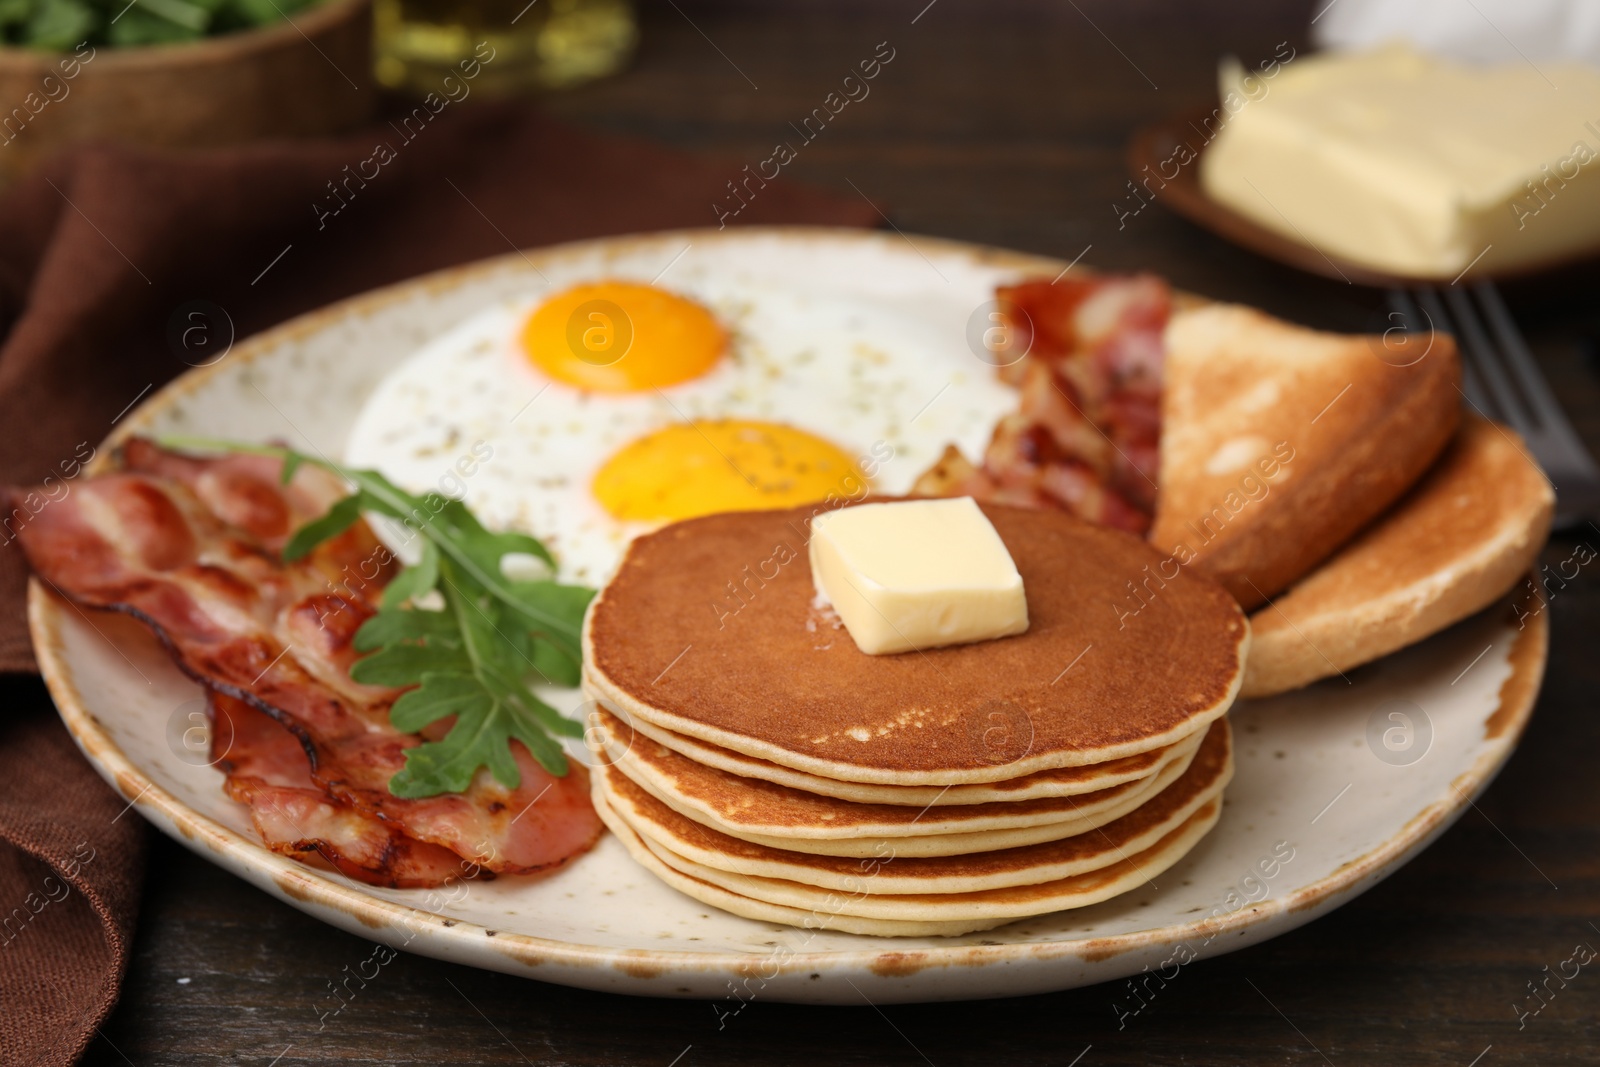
592 419 867 523
521 281 726 392
343 273 1019 586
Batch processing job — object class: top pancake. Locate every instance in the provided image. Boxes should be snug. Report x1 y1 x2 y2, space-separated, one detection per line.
584 500 1248 785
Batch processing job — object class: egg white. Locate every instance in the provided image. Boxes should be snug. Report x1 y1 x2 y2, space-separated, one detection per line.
342 279 1019 587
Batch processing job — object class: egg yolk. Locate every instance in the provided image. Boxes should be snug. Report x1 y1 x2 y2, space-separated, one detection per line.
593 420 868 522
521 281 726 392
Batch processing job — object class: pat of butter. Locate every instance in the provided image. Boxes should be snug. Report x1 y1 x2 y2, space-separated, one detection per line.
809 498 1028 656
1200 44 1600 277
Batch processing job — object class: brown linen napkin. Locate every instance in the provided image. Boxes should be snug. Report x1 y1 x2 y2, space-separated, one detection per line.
0 100 876 1067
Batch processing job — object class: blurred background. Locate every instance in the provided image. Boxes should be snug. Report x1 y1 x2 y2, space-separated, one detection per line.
10 0 1588 314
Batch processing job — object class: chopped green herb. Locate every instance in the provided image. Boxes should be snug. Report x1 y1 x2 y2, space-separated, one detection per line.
1 0 326 51
23 0 94 49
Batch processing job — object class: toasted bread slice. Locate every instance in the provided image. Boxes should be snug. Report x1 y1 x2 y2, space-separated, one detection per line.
1241 416 1552 697
1151 304 1460 609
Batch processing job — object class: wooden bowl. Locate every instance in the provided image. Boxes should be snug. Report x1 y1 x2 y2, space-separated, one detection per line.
0 0 374 186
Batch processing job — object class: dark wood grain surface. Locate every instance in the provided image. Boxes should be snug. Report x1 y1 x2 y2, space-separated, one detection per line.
71 1 1600 1062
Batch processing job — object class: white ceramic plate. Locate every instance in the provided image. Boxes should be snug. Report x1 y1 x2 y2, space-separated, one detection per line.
30 228 1546 1004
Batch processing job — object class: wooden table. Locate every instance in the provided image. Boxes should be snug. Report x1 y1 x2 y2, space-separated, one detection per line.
80 1 1600 1062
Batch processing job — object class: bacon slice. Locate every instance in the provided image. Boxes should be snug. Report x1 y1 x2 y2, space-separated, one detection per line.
917 274 1170 532
121 438 353 556
211 692 471 888
9 440 602 879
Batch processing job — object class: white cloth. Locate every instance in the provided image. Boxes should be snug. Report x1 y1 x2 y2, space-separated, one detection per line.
1313 0 1600 66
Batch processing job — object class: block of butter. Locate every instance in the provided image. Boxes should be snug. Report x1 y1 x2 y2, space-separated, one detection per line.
1200 44 1600 277
809 498 1028 656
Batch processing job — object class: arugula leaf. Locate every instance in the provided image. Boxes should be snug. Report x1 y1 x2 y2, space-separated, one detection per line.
353 591 454 648
380 539 439 609
436 497 557 569
373 558 577 796
512 579 594 684
159 435 594 798
281 492 362 562
387 672 485 734
333 468 584 663
349 638 471 686
226 452 584 664
279 451 304 485
531 635 582 689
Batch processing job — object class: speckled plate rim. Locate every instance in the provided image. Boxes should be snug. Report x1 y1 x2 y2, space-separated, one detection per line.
29 226 1549 994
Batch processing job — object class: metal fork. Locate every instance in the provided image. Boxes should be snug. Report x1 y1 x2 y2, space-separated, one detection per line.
1388 282 1600 528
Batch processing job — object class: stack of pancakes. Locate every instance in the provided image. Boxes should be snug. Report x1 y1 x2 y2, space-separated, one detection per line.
583 502 1249 937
